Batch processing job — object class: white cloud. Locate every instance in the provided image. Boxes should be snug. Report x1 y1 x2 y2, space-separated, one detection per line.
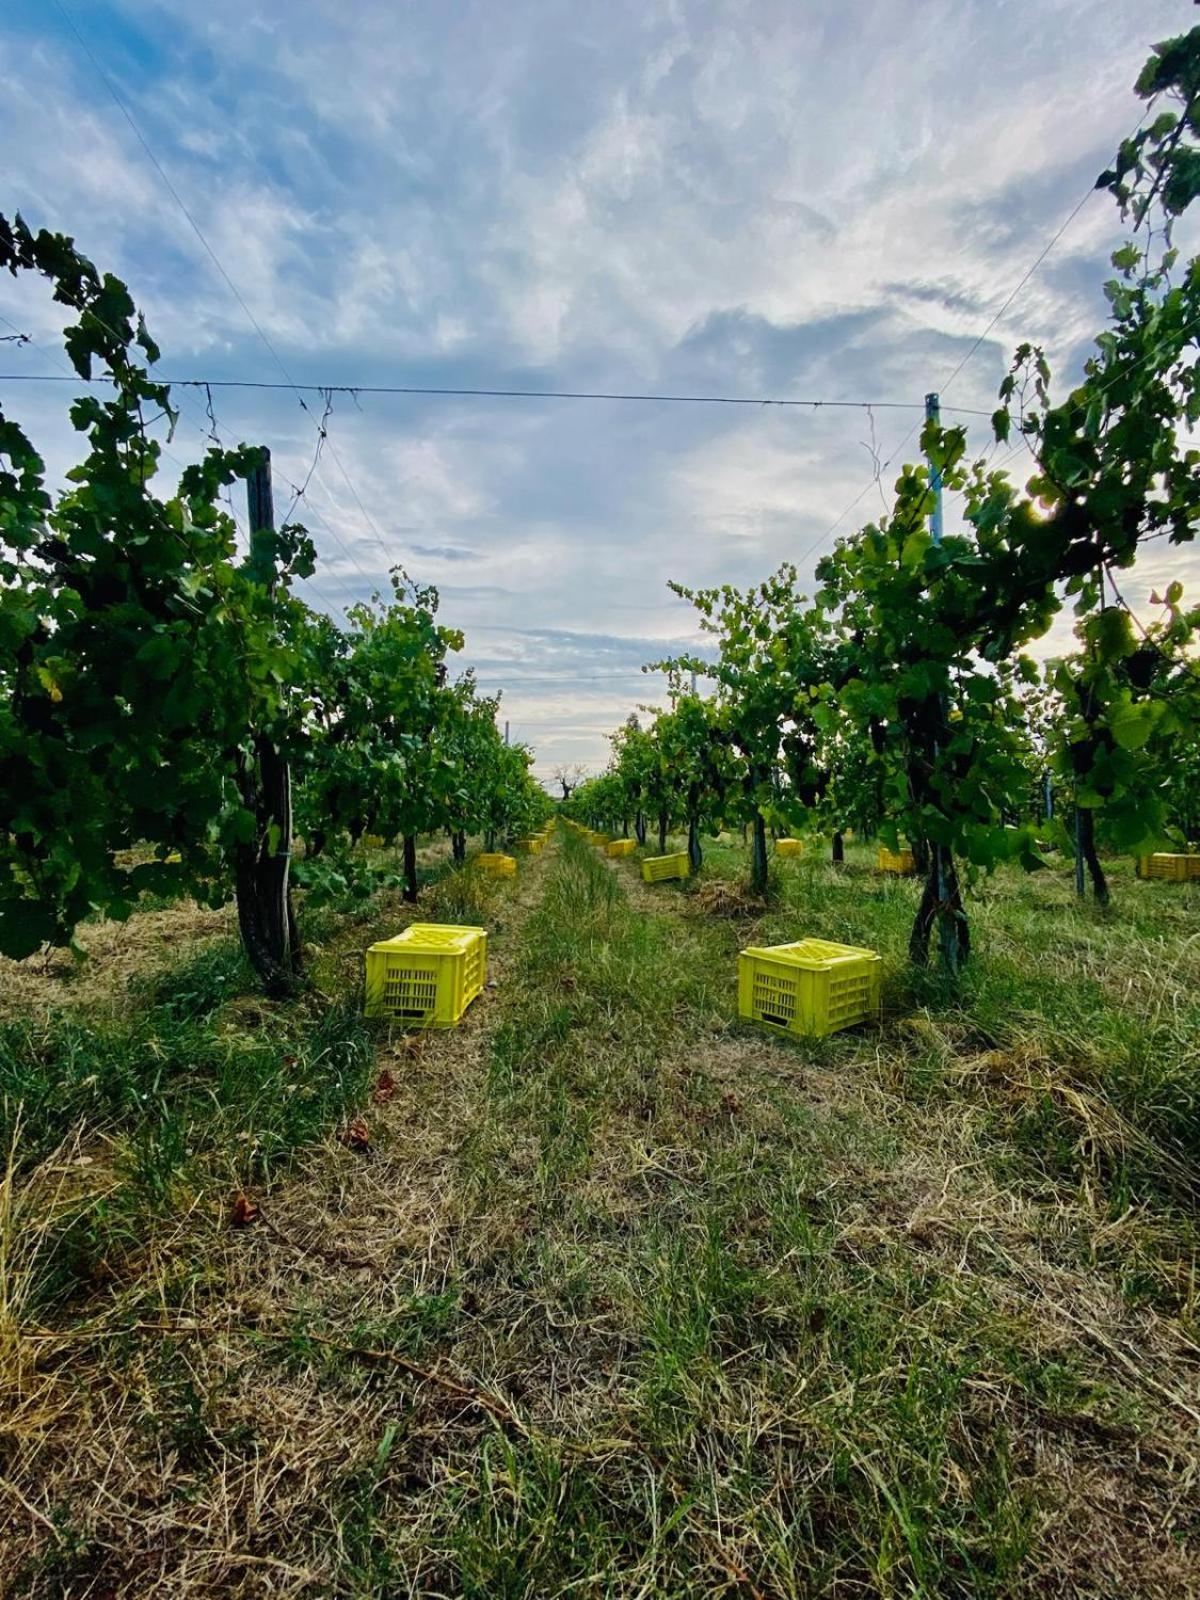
1 0 1197 779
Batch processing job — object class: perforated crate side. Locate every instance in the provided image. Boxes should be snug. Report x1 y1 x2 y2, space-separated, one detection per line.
365 950 443 1025
642 852 689 883
876 846 916 875
1138 853 1194 881
459 937 486 1008
606 839 636 857
744 961 801 1030
776 839 803 858
738 940 880 1039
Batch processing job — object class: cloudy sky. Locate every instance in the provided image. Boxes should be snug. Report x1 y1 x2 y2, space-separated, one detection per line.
2 0 1197 781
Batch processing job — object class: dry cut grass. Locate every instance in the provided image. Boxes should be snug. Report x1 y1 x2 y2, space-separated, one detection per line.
1 830 1198 1597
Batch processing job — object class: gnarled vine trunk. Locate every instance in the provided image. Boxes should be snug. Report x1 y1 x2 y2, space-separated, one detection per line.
403 833 419 902
832 829 844 864
908 849 970 970
1075 808 1109 903
687 814 703 872
235 455 301 997
750 810 769 897
452 829 466 864
235 735 301 997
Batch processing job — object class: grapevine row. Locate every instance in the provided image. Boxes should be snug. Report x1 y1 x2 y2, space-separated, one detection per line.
568 27 1200 971
0 218 549 990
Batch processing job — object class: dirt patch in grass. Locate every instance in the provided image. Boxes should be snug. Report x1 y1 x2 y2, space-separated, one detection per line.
692 878 766 919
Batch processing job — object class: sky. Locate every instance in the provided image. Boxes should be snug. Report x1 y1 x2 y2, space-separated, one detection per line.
1 0 1198 784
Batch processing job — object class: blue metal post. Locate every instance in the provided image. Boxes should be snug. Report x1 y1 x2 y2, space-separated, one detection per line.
925 392 944 545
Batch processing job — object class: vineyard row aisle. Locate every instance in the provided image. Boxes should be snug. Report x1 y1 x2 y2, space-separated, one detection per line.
1 840 554 1595
4 828 1199 1597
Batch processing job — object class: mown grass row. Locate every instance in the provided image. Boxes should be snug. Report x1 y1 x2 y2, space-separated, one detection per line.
315 827 1181 1597
0 840 540 1597
4 828 1197 1596
690 837 1200 1229
0 844 494 1334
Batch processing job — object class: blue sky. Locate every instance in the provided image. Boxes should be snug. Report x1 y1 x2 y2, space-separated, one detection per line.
1 0 1196 780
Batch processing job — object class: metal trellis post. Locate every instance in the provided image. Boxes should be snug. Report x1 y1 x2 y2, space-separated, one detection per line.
925 392 956 973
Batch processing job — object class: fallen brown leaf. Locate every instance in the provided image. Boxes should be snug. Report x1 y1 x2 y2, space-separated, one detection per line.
339 1115 372 1153
230 1192 260 1227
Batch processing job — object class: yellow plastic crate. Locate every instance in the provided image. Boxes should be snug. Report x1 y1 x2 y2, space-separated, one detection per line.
365 924 487 1026
776 839 804 858
517 837 543 854
1137 852 1200 881
475 852 517 878
738 938 881 1039
642 852 689 883
606 838 636 857
876 845 916 875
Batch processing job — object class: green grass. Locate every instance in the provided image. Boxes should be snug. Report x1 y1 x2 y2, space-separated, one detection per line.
694 835 1200 1215
0 944 376 1324
312 830 1188 1596
0 837 492 1319
3 826 1198 1597
2 957 365 1159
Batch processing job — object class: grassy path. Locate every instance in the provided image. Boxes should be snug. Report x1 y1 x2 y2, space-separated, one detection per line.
3 828 1199 1597
1 841 551 1596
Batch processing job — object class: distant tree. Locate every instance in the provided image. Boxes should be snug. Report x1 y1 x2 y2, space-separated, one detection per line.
552 762 586 801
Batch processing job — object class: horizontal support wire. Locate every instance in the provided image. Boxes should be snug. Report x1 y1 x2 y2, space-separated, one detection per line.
0 372 993 416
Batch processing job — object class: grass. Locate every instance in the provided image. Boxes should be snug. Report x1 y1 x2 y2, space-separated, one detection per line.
0 835 479 1369
734 840 1200 1217
1 826 1198 1596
